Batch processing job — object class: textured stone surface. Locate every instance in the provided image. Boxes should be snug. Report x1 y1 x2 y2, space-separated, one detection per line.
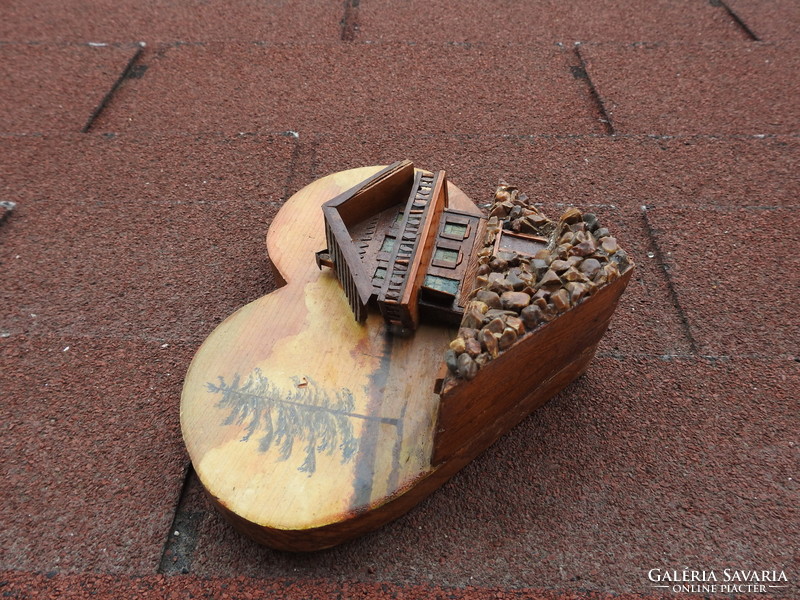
0 0 342 43
725 0 800 41
2 0 798 594
359 0 743 43
645 205 799 358
313 134 800 208
0 336 189 573
580 42 800 135
9 571 799 600
500 291 531 312
0 43 139 133
93 43 603 136
447 194 638 380
0 134 292 341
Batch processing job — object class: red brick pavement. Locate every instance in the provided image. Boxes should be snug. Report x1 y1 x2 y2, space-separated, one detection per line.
1 0 798 598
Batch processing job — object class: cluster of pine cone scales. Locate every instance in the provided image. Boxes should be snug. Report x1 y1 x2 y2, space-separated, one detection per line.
445 182 632 381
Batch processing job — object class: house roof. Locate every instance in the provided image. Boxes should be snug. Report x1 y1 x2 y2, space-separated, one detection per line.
321 159 416 313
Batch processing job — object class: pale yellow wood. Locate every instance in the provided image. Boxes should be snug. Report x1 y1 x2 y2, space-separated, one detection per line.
181 167 472 533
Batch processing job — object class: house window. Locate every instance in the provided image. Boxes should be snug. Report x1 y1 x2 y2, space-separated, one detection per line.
440 214 472 241
443 222 467 238
380 235 396 253
374 266 387 280
432 247 460 269
423 274 460 297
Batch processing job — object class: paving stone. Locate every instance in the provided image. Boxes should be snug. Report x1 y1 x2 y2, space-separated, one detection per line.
359 0 743 43
0 43 140 134
0 134 293 341
725 0 800 41
0 0 341 44
169 358 799 594
93 43 603 136
0 335 191 573
312 133 800 209
646 205 799 358
580 42 800 135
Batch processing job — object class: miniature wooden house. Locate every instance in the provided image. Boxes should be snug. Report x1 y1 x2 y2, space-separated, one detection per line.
316 160 483 331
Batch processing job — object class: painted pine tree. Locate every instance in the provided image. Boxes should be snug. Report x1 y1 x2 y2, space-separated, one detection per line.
206 369 372 475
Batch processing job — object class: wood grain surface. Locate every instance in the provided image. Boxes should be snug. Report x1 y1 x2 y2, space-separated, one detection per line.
181 167 477 548
180 166 632 551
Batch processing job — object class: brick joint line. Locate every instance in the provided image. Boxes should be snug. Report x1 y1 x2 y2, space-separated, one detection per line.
82 45 146 134
710 0 760 41
640 208 700 355
282 137 304 203
158 464 200 575
340 0 360 42
573 46 615 136
309 136 320 180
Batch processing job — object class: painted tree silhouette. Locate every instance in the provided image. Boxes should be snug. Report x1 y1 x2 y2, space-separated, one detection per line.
206 369 366 475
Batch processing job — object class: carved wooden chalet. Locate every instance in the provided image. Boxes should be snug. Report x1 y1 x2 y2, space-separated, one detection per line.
316 160 485 331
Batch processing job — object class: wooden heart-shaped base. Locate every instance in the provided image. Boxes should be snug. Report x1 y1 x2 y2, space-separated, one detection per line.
180 166 632 551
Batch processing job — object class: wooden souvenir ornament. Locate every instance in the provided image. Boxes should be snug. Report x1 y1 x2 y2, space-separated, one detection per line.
180 161 634 551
